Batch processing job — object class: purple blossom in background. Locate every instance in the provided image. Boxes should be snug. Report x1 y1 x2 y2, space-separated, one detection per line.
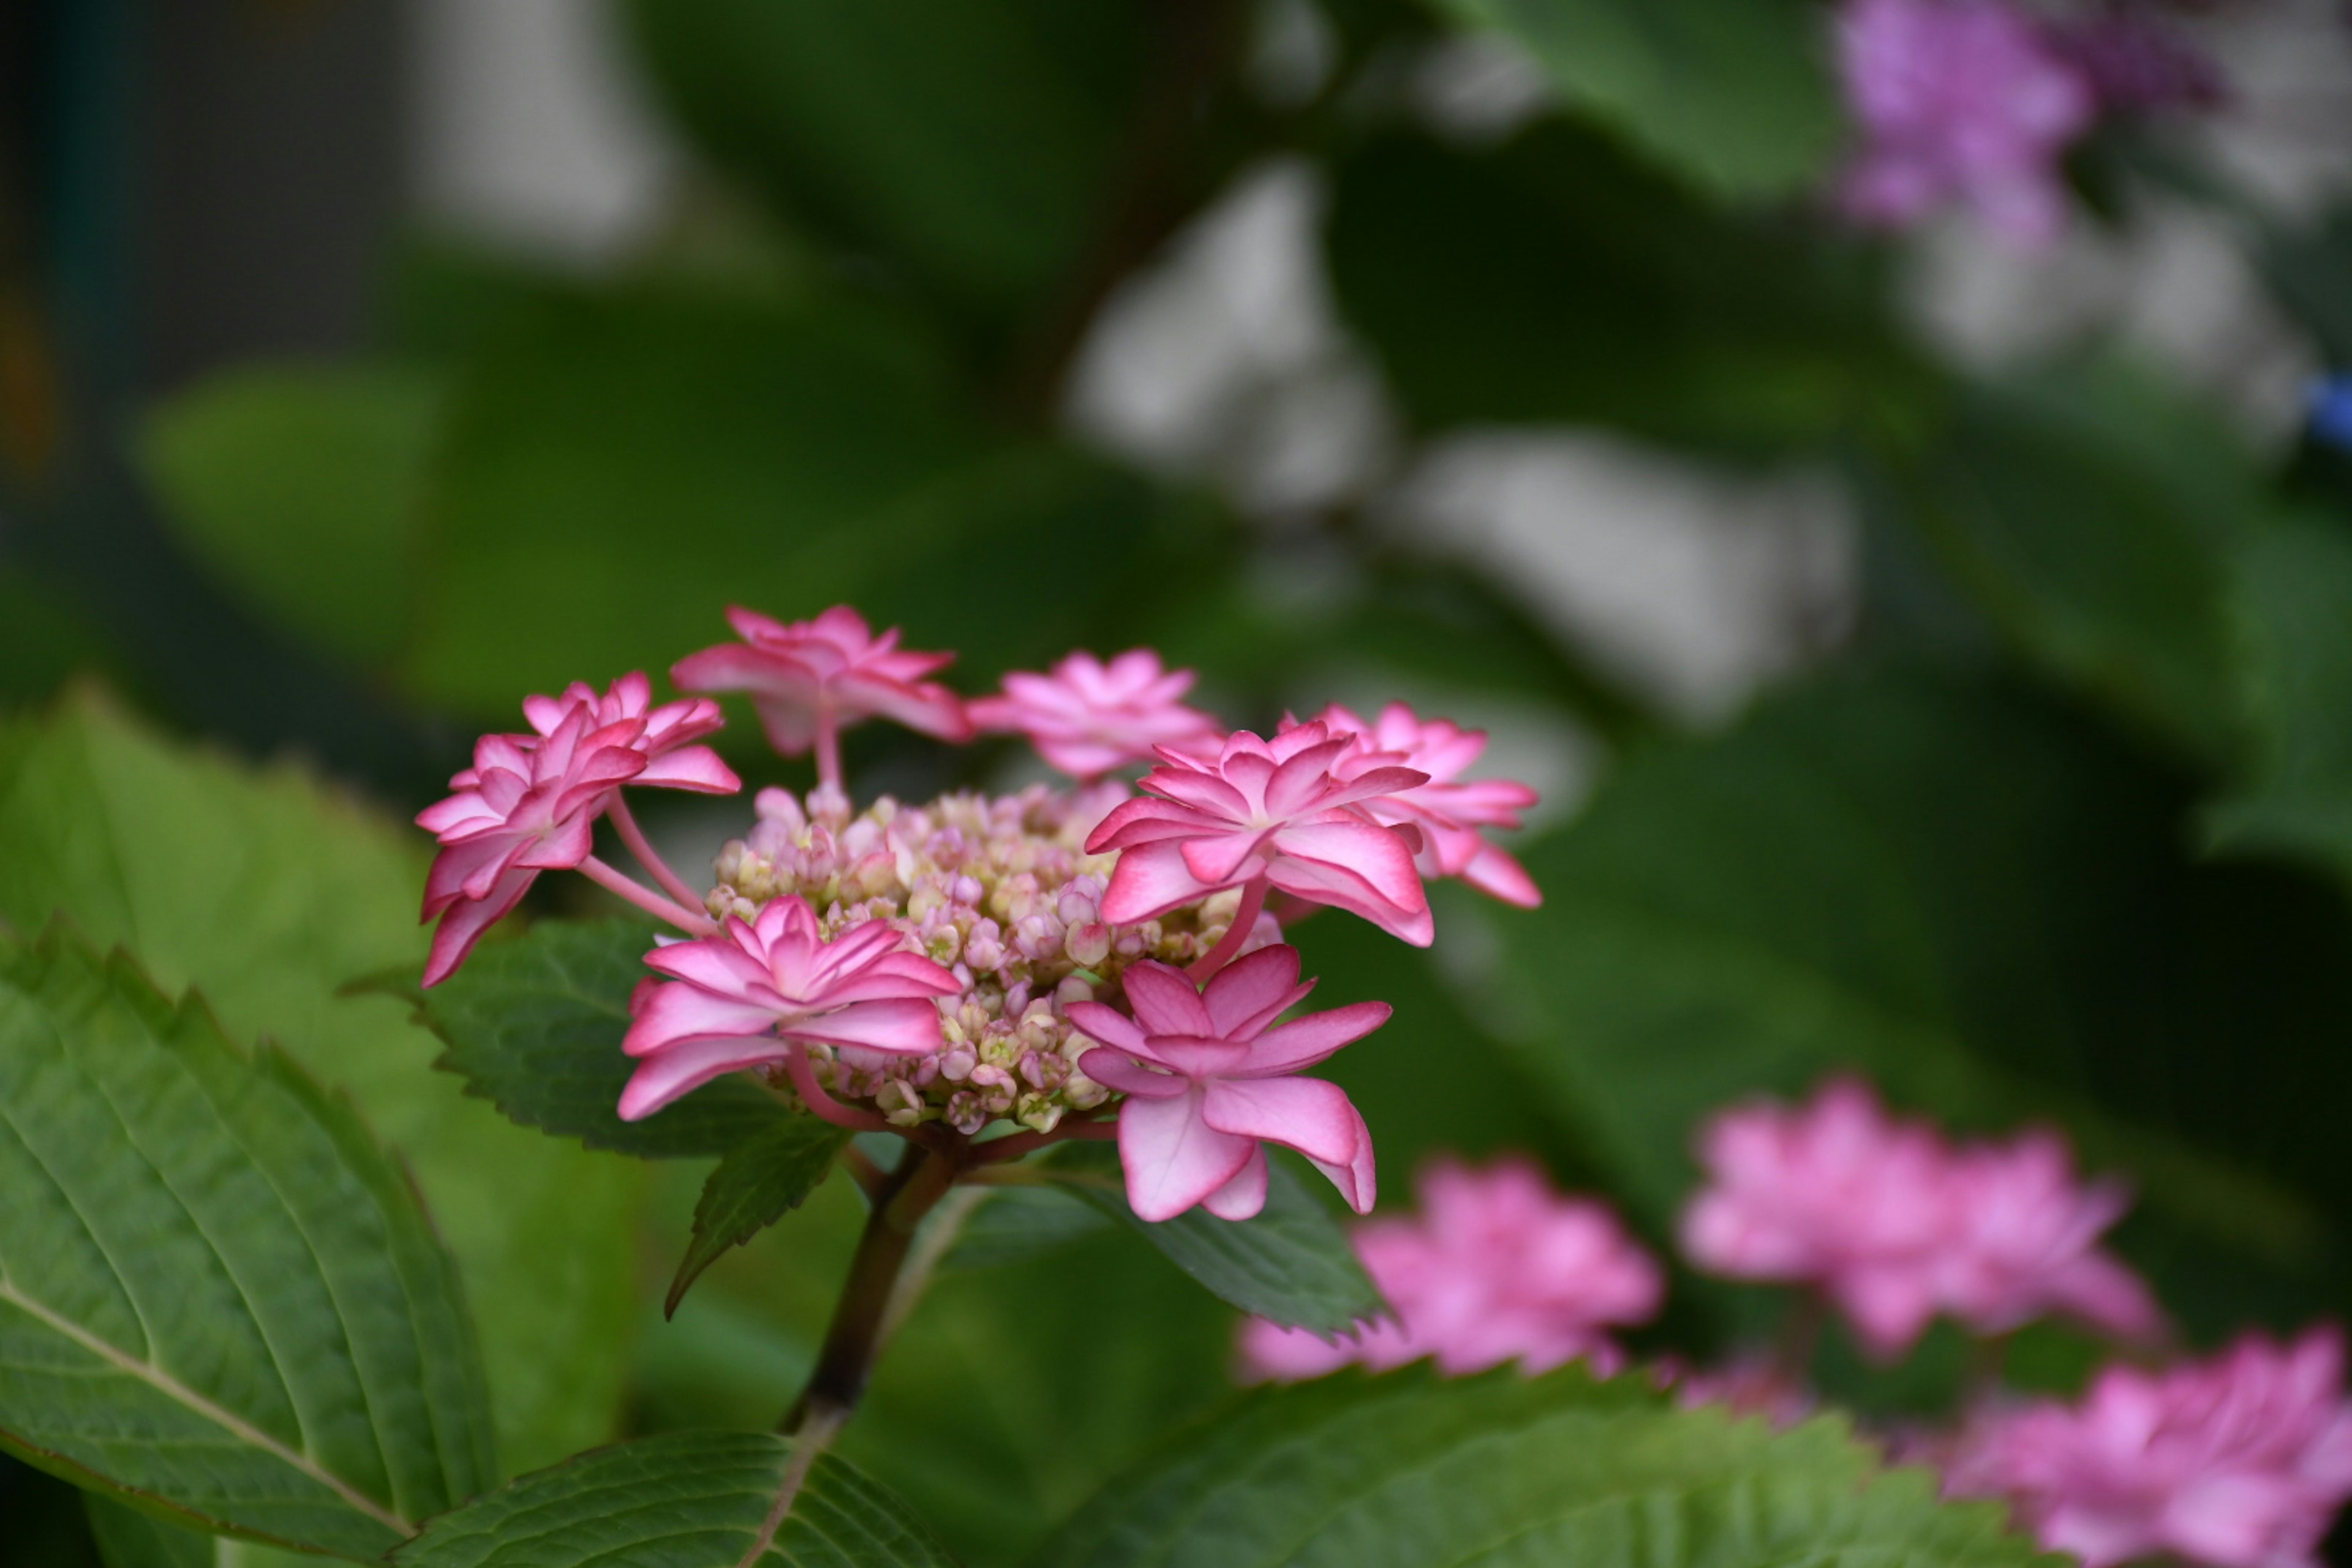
1836 0 2097 246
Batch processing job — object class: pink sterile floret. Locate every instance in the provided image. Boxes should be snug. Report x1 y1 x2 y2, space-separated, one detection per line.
1681 1078 1958 1359
1836 0 2096 247
1085 722 1434 945
969 649 1224 781
417 673 737 987
619 895 960 1121
1310 702 1542 909
1946 1328 2352 1568
671 604 973 758
1937 1131 2162 1342
1240 1155 1662 1382
1068 944 1387 1222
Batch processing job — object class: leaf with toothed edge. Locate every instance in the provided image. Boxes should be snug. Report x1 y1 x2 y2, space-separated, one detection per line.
1044 1142 1385 1336
0 927 497 1559
393 917 789 1159
390 1430 957 1567
669 1118 856 1317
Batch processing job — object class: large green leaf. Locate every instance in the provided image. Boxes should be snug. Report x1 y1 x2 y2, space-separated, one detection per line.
402 917 785 1159
669 1118 854 1316
1488 666 2332 1321
1872 361 2270 760
622 0 1143 325
1046 1144 1384 1336
391 1430 954 1567
140 365 445 670
1326 124 1916 452
0 693 641 1473
1433 0 1840 198
0 931 495 1556
2208 518 2352 887
1029 1363 2044 1568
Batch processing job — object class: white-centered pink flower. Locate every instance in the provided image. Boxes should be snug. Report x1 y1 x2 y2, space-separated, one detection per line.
1310 703 1542 909
1068 945 1387 1222
1240 1155 1661 1381
1085 723 1434 946
619 896 960 1121
1937 1131 2162 1342
968 649 1223 780
1681 1079 1957 1359
671 605 973 767
1947 1329 2352 1568
417 674 737 986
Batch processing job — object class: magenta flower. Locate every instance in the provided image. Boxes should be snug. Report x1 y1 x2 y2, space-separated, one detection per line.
1067 945 1387 1222
1947 1329 2352 1568
1681 1079 1957 1359
1240 1155 1661 1381
1937 1131 2162 1342
671 605 973 785
1085 722 1433 954
968 649 1223 781
417 674 738 987
1836 0 2096 247
619 896 960 1121
1311 703 1541 908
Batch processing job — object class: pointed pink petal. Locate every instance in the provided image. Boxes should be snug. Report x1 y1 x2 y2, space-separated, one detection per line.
1118 961 1213 1036
1200 944 1305 1037
1086 796 1212 853
1077 1047 1189 1098
516 812 596 870
1140 768 1251 822
1266 858 1434 946
1236 1002 1392 1076
1461 842 1542 907
1100 841 1222 922
671 641 792 695
617 1035 789 1120
1201 1076 1362 1167
624 984 782 1057
1308 1100 1377 1215
837 673 974 741
1262 739 1352 820
1117 1090 1255 1222
783 997 944 1055
421 867 535 987
633 747 742 794
1272 820 1427 911
1180 829 1272 888
1202 1147 1270 1220
1063 1000 1150 1055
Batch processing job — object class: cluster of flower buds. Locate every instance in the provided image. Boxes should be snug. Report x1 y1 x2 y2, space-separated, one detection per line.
1682 1077 2162 1359
1834 0 2218 246
1238 1156 1663 1381
415 604 1542 1224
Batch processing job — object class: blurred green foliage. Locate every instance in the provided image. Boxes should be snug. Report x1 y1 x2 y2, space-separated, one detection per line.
10 0 2352 1559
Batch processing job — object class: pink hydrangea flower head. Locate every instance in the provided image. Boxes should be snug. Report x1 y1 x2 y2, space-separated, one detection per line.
968 649 1224 781
1937 1129 2163 1342
1240 1155 1662 1382
671 605 973 774
417 673 740 986
619 894 961 1120
1084 722 1434 946
1067 944 1387 1221
1836 0 2097 247
1681 1077 1957 1359
1947 1328 2352 1568
1310 703 1542 908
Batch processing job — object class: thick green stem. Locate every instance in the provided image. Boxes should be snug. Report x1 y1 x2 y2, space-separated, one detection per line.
785 1141 959 1432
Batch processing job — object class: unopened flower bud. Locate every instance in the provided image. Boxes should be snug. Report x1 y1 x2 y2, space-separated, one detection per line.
1066 921 1110 968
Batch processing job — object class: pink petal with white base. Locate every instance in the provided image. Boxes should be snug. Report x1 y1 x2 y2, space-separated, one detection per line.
1118 1090 1256 1223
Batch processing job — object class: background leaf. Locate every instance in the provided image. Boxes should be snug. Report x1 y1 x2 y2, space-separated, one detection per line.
668 1118 853 1316
1028 1363 2044 1568
0 931 495 1557
391 1430 954 1567
1046 1143 1385 1336
405 916 786 1159
0 693 641 1473
1427 0 1840 198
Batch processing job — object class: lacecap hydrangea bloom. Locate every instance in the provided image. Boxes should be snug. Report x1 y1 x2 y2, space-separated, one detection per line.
1239 1156 1662 1380
415 612 1542 1224
1681 1077 2159 1358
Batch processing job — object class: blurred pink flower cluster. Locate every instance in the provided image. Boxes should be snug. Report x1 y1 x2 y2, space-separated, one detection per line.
1834 0 2217 245
1682 1077 2161 1359
415 604 1543 1224
1238 1156 1662 1381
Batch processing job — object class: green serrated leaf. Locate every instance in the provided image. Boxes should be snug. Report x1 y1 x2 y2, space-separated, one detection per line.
1044 1143 1384 1336
2207 518 2352 886
405 917 786 1159
1431 0 1839 199
0 692 640 1473
0 930 496 1558
1030 1363 2050 1568
669 1119 854 1316
390 1430 956 1567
